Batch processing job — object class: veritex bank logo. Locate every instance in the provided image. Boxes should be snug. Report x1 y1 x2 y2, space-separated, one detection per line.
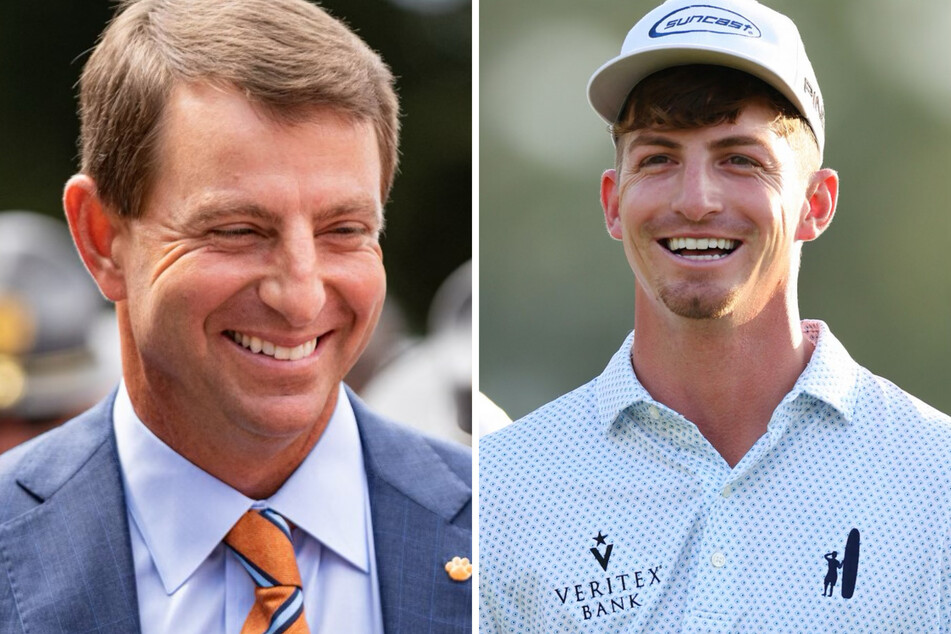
552 531 664 623
649 5 761 38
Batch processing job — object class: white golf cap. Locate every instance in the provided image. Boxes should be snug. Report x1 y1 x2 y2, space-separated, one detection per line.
587 0 825 154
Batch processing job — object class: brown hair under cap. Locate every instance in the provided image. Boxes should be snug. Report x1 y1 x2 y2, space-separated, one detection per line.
613 64 819 176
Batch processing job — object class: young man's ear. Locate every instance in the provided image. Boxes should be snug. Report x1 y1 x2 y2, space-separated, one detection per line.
796 168 838 242
601 169 624 241
63 174 128 302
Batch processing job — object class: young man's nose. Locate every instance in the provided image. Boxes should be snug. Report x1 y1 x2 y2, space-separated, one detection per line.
672 163 723 222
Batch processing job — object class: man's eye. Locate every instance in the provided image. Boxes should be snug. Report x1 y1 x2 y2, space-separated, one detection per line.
327 223 379 239
211 227 256 237
727 155 760 167
639 155 671 167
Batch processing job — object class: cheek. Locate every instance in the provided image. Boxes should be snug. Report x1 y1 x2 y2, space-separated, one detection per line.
616 203 653 265
142 260 248 341
335 252 387 323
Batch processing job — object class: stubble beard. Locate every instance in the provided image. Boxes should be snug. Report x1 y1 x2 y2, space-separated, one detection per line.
657 280 738 320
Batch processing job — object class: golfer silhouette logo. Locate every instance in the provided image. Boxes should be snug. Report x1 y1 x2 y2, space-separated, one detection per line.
822 551 841 597
823 528 860 599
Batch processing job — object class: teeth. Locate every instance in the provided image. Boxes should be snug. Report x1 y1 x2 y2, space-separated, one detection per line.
683 253 726 261
666 237 736 252
229 331 318 361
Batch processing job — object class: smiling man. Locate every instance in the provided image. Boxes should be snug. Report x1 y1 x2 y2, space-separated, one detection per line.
0 1 471 633
480 0 951 631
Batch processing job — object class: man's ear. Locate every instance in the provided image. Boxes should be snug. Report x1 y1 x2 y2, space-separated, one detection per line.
63 174 128 302
796 168 838 242
601 169 623 241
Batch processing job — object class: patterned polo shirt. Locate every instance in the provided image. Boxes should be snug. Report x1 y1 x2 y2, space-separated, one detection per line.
479 321 951 633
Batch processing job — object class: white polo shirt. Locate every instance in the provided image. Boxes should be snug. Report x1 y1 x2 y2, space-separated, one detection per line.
480 321 951 633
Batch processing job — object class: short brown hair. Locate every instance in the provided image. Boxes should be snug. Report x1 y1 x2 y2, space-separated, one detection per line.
613 65 819 174
78 0 400 218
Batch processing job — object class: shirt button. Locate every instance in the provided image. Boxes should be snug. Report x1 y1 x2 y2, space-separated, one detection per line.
721 485 732 498
648 405 660 420
711 552 727 568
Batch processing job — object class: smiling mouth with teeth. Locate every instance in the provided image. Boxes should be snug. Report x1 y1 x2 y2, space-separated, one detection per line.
226 330 319 361
663 237 739 261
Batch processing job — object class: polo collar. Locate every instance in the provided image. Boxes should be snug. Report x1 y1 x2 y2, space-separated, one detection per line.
596 321 860 430
596 330 652 430
786 320 859 423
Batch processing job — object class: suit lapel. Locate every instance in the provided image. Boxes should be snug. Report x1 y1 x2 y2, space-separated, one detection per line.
349 388 472 633
0 395 140 634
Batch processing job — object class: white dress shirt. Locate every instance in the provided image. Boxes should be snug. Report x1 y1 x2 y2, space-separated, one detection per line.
113 382 384 634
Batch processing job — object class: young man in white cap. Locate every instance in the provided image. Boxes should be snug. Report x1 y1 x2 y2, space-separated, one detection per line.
479 0 951 631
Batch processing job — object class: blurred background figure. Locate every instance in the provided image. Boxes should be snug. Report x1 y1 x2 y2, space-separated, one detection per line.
0 211 120 452
362 261 472 445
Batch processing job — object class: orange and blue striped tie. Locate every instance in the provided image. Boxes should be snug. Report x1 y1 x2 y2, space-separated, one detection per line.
225 509 309 634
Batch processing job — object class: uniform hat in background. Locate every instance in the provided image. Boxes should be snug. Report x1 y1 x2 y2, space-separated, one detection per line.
587 0 825 155
0 211 119 420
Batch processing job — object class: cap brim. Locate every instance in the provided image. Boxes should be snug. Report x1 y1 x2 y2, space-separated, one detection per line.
587 44 806 129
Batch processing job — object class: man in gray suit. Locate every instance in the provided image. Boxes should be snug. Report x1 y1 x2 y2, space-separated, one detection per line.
0 1 471 632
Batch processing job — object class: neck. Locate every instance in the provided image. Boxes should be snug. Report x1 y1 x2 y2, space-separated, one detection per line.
128 372 335 499
119 347 334 500
632 289 812 467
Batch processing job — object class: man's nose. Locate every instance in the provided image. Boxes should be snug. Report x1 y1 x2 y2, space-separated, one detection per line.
258 232 325 328
672 162 722 222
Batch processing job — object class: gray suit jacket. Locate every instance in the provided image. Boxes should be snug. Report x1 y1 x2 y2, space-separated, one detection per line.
0 387 471 633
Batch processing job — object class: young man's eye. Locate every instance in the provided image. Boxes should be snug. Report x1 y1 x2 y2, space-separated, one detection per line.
639 155 670 167
727 155 760 167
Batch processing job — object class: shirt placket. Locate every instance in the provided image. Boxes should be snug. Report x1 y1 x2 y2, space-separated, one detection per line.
646 401 795 633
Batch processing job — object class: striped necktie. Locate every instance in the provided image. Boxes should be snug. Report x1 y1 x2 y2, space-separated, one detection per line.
225 508 309 634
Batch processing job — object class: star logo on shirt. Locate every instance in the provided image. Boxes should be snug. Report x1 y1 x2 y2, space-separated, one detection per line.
590 531 613 571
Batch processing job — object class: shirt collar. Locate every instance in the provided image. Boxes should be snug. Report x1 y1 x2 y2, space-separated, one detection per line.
596 320 860 430
596 330 652 429
787 319 859 422
113 382 370 595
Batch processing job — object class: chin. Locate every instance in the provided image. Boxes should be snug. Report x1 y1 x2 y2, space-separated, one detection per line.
231 392 332 438
659 286 737 320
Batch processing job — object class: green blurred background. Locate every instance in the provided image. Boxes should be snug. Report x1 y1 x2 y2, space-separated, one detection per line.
0 0 471 334
481 0 951 419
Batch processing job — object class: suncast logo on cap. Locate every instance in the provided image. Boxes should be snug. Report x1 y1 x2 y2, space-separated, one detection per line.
649 5 761 39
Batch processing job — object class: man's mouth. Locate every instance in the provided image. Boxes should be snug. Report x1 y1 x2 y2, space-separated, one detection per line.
663 237 739 261
225 330 319 361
